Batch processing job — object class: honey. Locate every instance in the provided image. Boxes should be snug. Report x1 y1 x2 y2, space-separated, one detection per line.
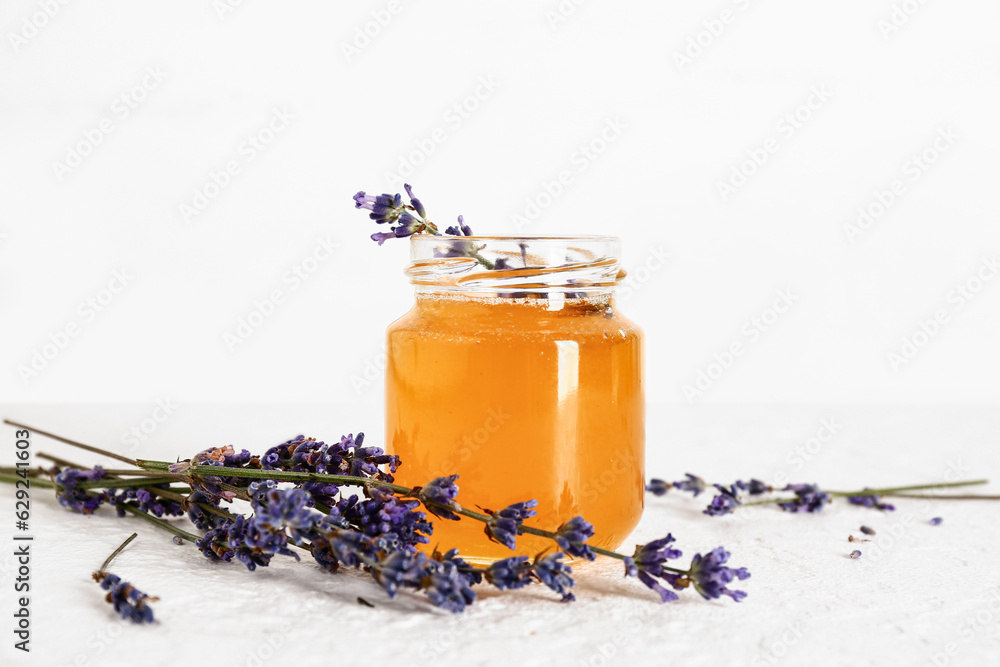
386 278 644 562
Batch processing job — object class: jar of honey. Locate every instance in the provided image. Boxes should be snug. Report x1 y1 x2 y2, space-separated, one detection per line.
386 236 644 563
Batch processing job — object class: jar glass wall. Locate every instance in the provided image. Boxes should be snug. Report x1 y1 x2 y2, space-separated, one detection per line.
386 236 644 563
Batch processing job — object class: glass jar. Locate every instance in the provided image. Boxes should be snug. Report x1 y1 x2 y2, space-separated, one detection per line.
386 236 644 563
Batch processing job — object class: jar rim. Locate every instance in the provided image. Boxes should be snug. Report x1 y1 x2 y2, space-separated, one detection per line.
407 235 623 296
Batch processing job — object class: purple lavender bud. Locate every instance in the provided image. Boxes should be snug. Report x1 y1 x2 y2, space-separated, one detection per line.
54 466 108 514
704 484 742 516
421 549 479 612
554 515 596 561
353 191 376 210
485 556 533 590
484 500 538 550
416 475 462 521
109 485 184 518
533 552 575 602
929 517 943 526
673 473 707 497
847 491 895 512
778 484 830 513
686 547 751 602
645 478 672 496
624 534 684 603
403 183 426 219
95 573 157 624
374 550 427 598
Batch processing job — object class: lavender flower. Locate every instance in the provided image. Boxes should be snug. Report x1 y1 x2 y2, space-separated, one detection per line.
623 534 685 603
228 515 297 571
196 522 235 562
533 552 575 602
260 433 397 506
847 493 896 512
860 525 876 536
484 499 538 550
250 484 319 544
355 186 431 244
778 484 831 513
196 513 298 571
704 484 742 516
686 547 751 602
485 556 533 591
416 475 462 521
673 473 708 497
645 478 672 496
735 479 770 495
93 572 157 624
354 191 404 225
850 550 862 559
373 550 427 598
336 485 432 552
444 215 473 236
53 466 107 514
422 549 479 613
930 517 943 526
404 184 425 219
309 525 374 574
554 515 596 561
169 445 260 503
109 486 184 519
185 490 226 531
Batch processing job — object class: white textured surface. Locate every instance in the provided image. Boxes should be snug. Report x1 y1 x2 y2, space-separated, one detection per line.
1 403 998 667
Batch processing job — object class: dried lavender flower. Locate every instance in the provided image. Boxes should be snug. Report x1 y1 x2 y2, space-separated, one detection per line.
847 493 896 512
484 499 538 550
485 556 533 591
533 552 575 602
415 475 462 521
685 547 751 601
53 466 107 514
93 572 158 624
554 515 596 561
623 534 685 603
645 478 672 496
778 484 831 513
704 484 742 516
930 517 943 526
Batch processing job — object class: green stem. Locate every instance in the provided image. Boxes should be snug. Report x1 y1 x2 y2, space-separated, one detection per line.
117 503 200 542
740 479 990 508
0 472 54 489
3 419 138 466
99 532 138 572
825 480 988 496
78 476 183 490
139 459 636 562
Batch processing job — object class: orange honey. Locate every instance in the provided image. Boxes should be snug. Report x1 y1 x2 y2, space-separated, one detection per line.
386 284 644 563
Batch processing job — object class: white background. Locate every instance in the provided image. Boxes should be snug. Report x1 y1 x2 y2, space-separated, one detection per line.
2 4 1000 666
2 0 999 407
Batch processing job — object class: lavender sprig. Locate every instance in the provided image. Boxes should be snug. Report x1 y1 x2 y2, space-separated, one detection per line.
646 474 991 516
7 420 752 611
352 185 497 270
93 533 157 624
353 184 441 245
